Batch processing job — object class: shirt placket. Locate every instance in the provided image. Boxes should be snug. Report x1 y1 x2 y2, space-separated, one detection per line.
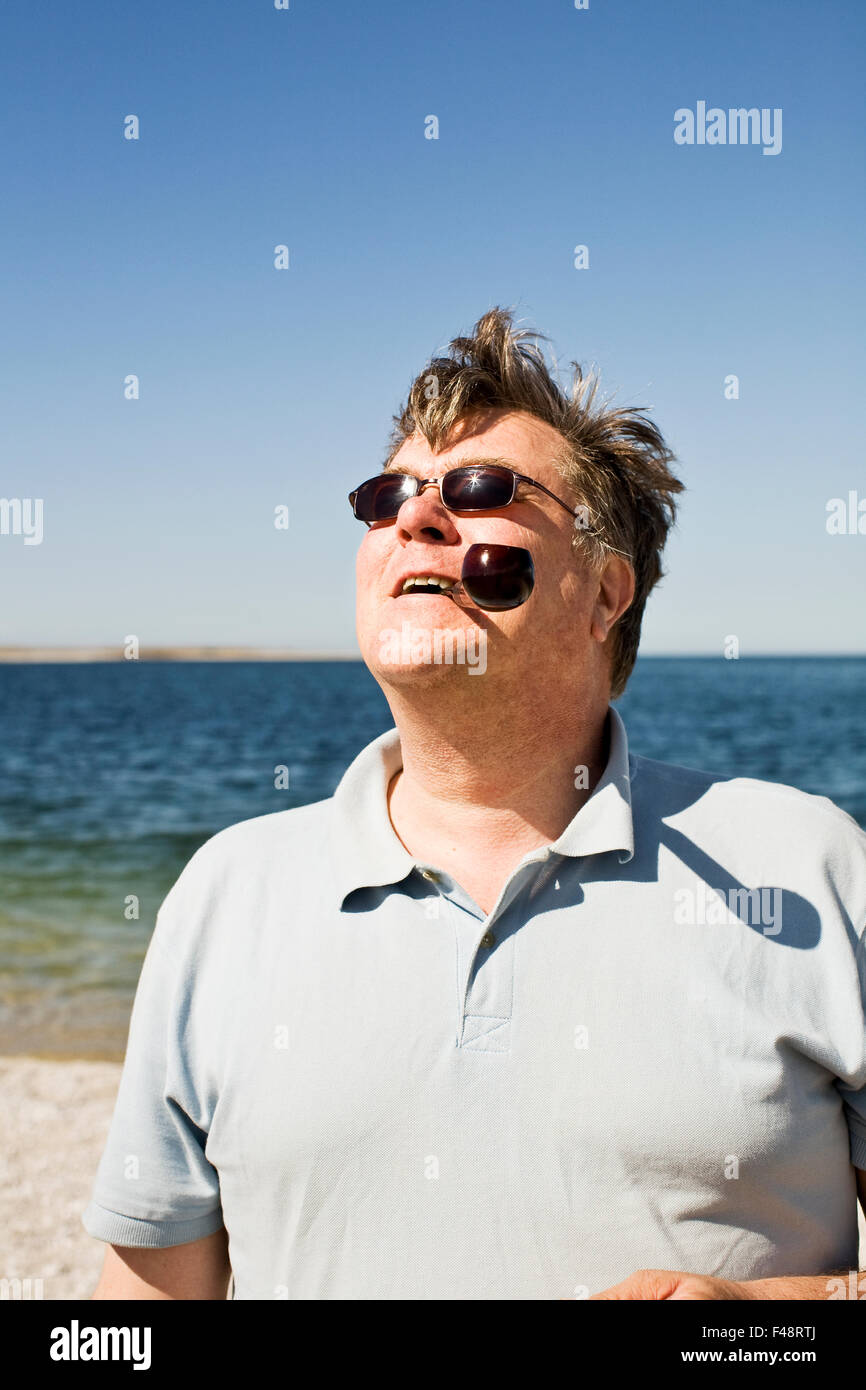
417 849 553 1054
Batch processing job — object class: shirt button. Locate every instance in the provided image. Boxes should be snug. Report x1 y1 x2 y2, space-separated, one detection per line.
480 931 495 949
421 869 437 881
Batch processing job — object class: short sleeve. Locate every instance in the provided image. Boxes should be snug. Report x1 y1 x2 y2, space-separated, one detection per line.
81 885 224 1248
836 923 866 1172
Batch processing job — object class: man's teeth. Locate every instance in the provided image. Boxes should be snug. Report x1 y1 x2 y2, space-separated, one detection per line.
401 576 456 592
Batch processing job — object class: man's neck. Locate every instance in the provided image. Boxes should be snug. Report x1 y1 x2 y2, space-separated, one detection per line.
384 684 611 873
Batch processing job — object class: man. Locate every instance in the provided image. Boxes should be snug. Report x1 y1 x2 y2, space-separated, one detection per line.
84 308 866 1300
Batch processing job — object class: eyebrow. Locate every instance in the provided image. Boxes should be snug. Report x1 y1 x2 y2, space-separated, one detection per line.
383 456 520 476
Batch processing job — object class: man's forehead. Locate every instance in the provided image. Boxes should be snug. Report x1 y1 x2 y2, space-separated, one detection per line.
387 411 568 475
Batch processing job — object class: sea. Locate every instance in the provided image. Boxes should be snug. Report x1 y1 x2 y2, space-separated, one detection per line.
1 657 864 1060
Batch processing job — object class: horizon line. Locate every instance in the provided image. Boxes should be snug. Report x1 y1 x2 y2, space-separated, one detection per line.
0 646 864 664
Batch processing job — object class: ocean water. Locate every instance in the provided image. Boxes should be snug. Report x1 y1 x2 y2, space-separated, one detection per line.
1 657 864 1060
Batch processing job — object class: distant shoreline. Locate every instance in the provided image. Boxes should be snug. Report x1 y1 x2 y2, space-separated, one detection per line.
0 648 862 664
0 647 362 663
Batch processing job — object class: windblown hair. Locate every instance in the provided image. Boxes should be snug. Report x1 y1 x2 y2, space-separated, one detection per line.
384 307 684 698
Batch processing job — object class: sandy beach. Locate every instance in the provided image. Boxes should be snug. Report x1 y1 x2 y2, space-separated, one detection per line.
2 1054 865 1300
0 1057 122 1299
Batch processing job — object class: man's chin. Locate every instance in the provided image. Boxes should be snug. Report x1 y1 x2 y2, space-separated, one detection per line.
370 661 466 689
361 616 489 682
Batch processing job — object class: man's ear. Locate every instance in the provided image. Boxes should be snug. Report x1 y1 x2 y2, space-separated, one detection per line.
589 555 635 643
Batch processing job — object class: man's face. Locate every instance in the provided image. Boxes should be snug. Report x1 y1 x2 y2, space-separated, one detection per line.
354 408 618 693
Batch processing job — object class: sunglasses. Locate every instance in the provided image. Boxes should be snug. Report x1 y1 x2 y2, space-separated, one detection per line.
348 463 586 527
442 543 535 611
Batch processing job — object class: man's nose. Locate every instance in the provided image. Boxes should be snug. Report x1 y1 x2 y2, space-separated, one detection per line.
395 481 461 542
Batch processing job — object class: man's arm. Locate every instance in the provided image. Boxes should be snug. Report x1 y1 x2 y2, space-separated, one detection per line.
91 1226 231 1300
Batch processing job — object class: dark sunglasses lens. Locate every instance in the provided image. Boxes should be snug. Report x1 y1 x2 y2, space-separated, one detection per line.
460 544 535 610
353 475 416 521
442 466 514 511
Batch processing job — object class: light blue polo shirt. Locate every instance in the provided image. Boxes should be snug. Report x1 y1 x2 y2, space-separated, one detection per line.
82 707 866 1299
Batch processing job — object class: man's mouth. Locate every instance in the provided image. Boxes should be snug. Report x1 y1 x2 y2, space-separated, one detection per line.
397 575 458 595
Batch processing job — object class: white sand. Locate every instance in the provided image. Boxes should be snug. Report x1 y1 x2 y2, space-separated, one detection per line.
0 1057 122 1299
1 1055 864 1300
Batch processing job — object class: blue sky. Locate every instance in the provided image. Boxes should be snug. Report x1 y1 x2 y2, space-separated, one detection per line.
1 0 863 653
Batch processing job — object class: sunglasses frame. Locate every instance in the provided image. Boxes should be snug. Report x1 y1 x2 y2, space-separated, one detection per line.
350 463 582 526
348 462 634 561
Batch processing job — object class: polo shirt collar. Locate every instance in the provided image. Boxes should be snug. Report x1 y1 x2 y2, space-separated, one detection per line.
551 704 634 865
329 705 634 908
330 724 414 907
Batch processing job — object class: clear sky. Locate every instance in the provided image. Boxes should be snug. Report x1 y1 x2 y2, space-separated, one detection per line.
1 0 863 654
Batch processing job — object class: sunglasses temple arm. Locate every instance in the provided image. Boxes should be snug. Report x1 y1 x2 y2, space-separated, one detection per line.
445 581 478 611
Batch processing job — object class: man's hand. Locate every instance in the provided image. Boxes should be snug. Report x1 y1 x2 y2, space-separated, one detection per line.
589 1269 756 1300
588 1267 848 1299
